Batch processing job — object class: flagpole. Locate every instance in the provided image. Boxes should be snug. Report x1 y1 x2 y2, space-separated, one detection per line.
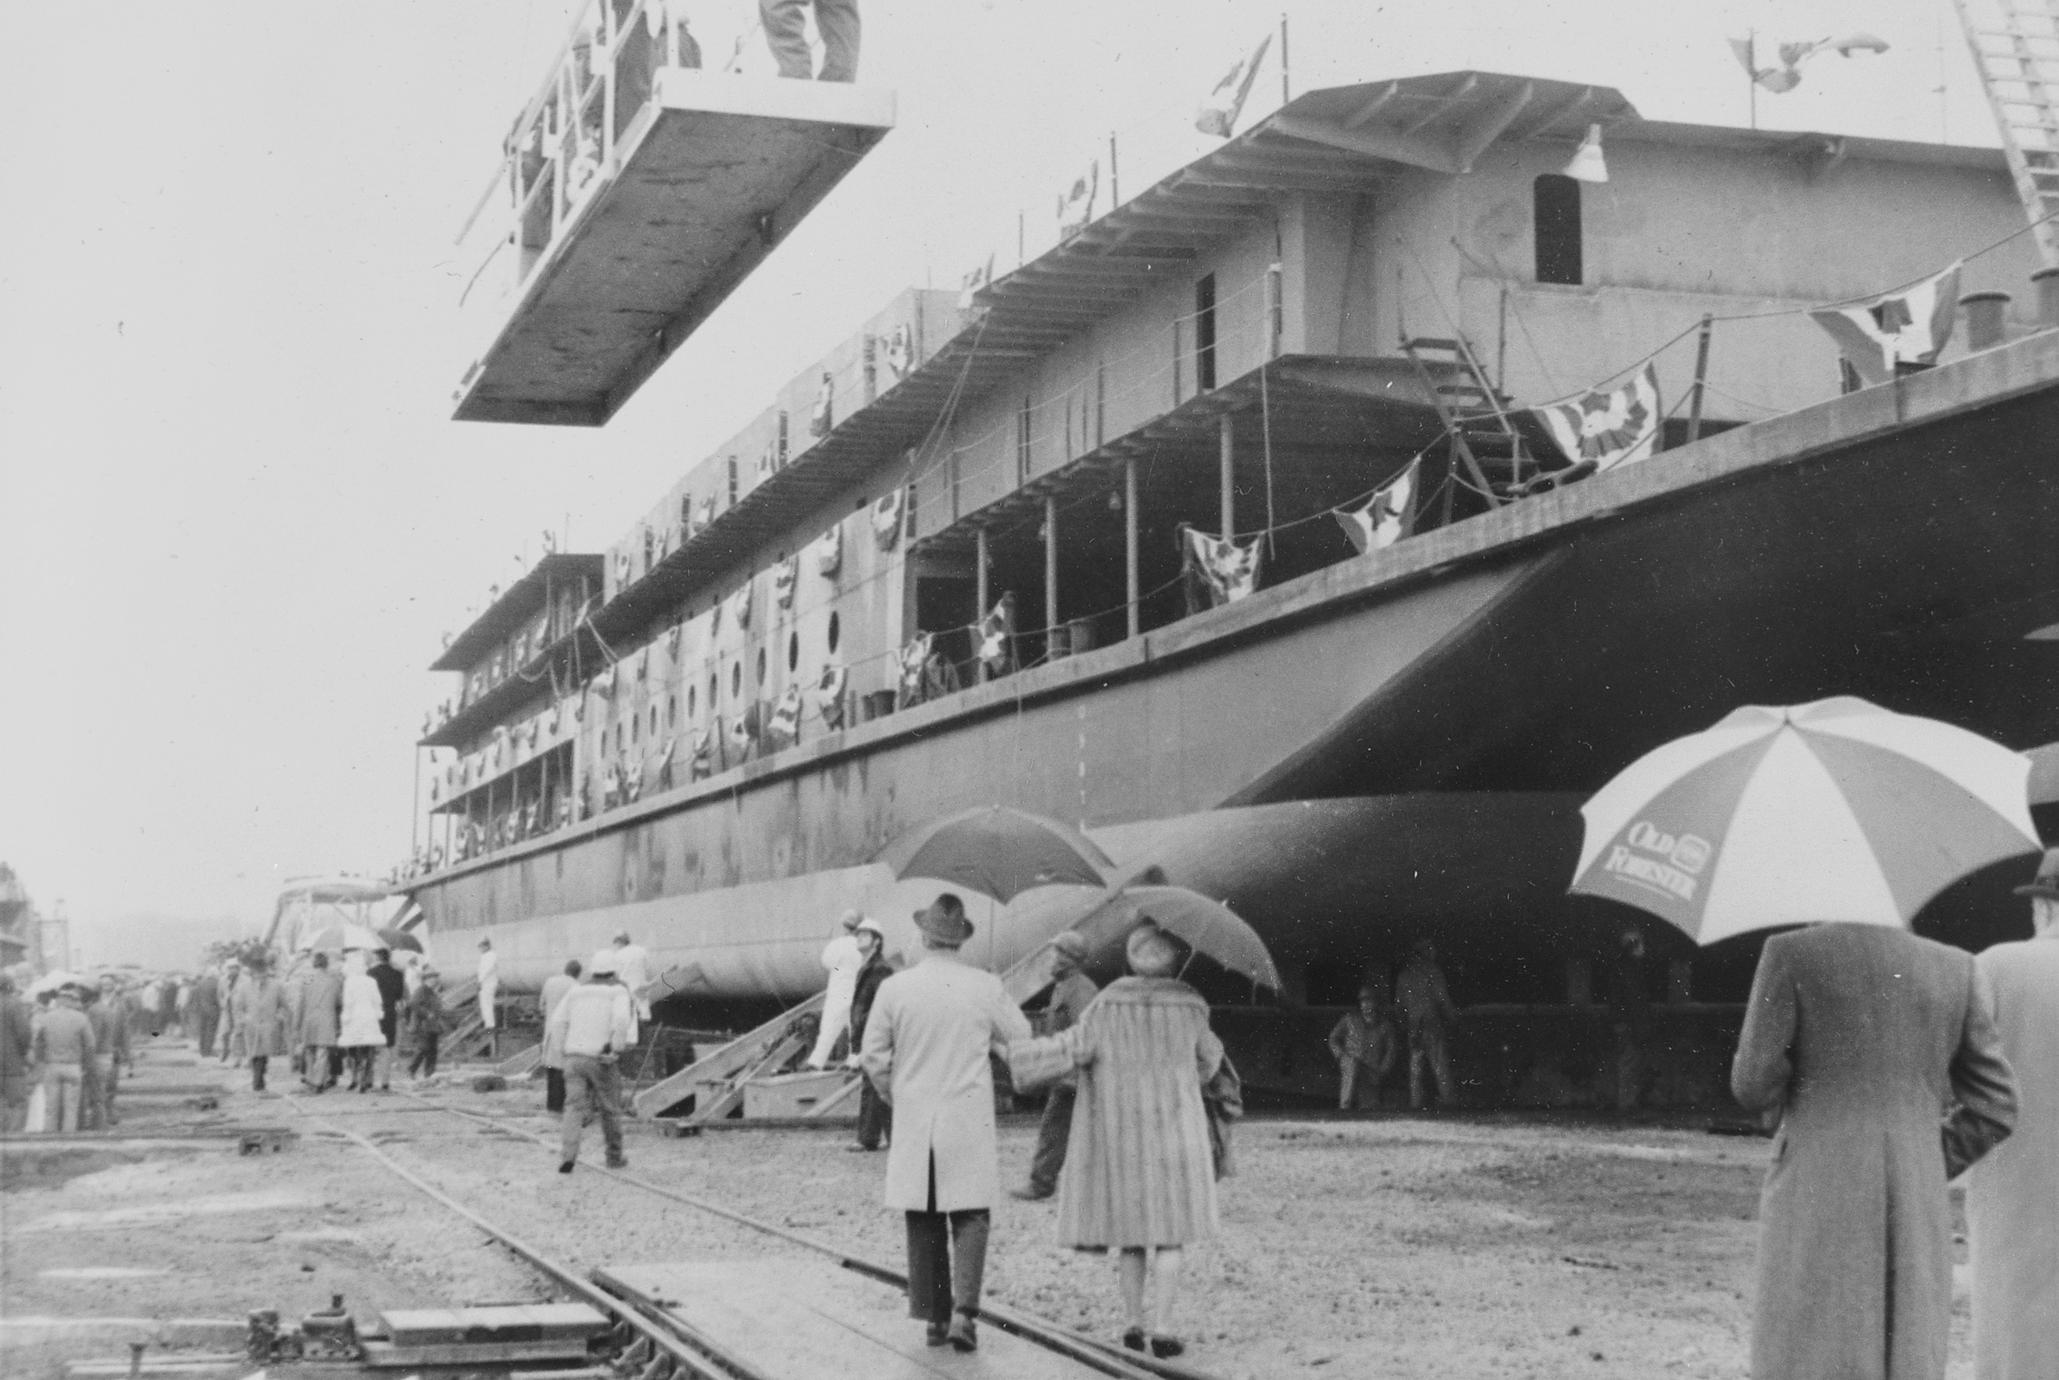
1747 29 1757 130
1279 12 1291 106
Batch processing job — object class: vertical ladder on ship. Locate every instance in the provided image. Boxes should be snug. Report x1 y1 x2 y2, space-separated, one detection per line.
1954 0 2059 265
1399 335 1528 515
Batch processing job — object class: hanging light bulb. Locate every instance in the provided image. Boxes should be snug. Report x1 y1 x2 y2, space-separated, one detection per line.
1564 123 1608 184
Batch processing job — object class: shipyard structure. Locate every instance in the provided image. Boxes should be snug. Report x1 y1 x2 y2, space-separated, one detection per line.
408 60 2059 1104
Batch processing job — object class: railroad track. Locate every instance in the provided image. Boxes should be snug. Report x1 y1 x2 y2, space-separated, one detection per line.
280 1087 1211 1380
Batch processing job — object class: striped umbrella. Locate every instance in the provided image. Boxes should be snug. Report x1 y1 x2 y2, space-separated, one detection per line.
1570 697 2038 945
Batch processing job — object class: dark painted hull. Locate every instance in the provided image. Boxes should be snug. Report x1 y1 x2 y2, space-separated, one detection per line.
413 334 2059 995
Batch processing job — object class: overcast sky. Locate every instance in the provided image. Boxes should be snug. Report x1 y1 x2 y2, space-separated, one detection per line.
0 0 1992 968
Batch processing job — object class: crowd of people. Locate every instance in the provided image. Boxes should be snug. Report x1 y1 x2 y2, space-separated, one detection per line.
0 969 178 1132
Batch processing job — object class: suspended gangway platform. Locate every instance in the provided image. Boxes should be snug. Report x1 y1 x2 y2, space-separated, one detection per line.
452 7 892 426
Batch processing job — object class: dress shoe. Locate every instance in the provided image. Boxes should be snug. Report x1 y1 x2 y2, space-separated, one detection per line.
924 1322 951 1348
605 1156 629 1170
1009 1186 1053 1201
1150 1335 1186 1358
946 1313 977 1352
558 1160 575 1174
1121 1327 1147 1353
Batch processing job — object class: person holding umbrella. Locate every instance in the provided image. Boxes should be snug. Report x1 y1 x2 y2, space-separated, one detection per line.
1569 698 2035 1380
1012 930 1099 1196
1965 847 2059 1379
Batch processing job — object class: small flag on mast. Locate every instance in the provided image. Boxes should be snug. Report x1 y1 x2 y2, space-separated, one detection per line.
1334 458 1419 555
1532 362 1662 474
1196 33 1273 138
976 595 1017 675
1808 262 1962 387
1057 162 1099 241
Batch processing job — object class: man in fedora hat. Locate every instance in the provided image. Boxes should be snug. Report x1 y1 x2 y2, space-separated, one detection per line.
1966 846 2059 1379
1012 930 1098 1200
861 894 1031 1352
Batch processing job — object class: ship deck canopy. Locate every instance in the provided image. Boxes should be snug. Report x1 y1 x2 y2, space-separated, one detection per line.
452 2 893 427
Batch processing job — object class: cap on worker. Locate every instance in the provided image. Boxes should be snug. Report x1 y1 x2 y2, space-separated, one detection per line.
2015 846 2059 900
1125 920 1181 977
853 915 885 938
838 909 863 932
588 950 620 977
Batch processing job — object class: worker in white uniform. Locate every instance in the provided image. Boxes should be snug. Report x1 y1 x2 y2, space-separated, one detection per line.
807 910 866 1069
475 937 499 1030
611 931 652 1043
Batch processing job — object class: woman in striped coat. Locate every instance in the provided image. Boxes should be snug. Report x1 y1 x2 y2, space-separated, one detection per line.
1011 923 1224 1360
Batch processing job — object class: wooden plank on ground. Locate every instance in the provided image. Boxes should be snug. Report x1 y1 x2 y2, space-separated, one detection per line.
597 1257 1106 1380
683 1030 807 1126
631 991 824 1120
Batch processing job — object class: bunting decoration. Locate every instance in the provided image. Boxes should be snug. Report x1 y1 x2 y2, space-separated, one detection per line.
556 795 572 829
810 369 834 438
872 487 904 550
1195 32 1272 138
1809 262 1962 387
959 254 995 311
769 684 804 745
690 727 714 781
656 736 676 791
774 554 800 609
667 620 683 656
977 594 1017 676
812 524 843 578
622 752 644 804
898 634 933 704
1532 362 1662 475
1334 458 1419 555
1181 526 1264 606
731 700 762 751
729 580 754 631
615 553 632 589
592 664 617 698
1057 162 1099 240
695 494 716 535
884 323 913 378
816 663 848 731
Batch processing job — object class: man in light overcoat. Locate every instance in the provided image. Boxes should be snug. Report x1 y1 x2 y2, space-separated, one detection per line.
860 895 1031 1353
1966 847 2059 1380
1732 922 2017 1380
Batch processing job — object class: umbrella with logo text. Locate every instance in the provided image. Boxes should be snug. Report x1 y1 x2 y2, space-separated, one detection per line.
1569 697 2039 945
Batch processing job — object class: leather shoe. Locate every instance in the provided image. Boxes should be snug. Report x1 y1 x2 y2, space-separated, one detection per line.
1150 1335 1186 1359
1009 1186 1053 1201
558 1160 575 1174
1121 1327 1147 1353
924 1323 950 1348
946 1314 977 1352
605 1156 629 1170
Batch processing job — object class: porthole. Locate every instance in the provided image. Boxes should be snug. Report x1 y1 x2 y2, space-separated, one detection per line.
632 713 640 744
687 685 697 719
787 631 799 672
708 674 718 709
667 695 676 728
827 611 841 654
650 705 658 735
756 648 768 685
730 662 742 697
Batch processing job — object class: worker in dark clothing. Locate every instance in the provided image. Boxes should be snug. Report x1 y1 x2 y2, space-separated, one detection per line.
844 918 896 1151
368 949 408 1093
1608 925 1654 1111
1011 932 1099 1200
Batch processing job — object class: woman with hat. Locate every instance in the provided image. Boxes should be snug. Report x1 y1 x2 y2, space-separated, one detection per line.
1008 920 1225 1360
858 895 1031 1352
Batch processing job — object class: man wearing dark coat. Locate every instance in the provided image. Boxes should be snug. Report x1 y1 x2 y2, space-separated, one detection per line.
1013 931 1098 1197
0 974 36 1133
367 949 407 1093
188 968 221 1057
844 917 895 1152
1732 923 2017 1380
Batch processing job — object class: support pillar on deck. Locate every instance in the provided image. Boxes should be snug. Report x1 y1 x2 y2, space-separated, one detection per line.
1044 495 1060 658
1219 415 1236 538
1124 457 1140 641
975 526 990 684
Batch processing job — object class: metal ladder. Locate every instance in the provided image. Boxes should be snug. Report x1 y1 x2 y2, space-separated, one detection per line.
1955 0 2059 265
1399 335 1531 510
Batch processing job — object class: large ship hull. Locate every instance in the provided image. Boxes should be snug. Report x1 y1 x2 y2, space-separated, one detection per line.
412 334 2059 997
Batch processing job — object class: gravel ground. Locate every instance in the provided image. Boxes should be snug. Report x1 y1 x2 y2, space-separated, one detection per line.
1 1040 1980 1380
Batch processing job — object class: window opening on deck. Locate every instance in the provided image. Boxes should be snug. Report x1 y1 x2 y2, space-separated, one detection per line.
756 648 768 685
827 611 841 654
667 695 675 728
787 631 799 672
1195 274 1218 392
1533 174 1582 286
730 663 742 698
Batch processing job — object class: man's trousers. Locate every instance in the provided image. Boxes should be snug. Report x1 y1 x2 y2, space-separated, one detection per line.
1025 1084 1076 1195
560 1054 624 1165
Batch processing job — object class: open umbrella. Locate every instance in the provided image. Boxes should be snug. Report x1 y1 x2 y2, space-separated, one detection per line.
30 970 84 996
1009 883 1283 994
1570 696 2039 945
376 927 423 954
302 921 382 953
875 805 1114 903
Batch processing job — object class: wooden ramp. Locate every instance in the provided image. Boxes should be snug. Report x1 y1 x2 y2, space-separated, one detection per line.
454 71 894 426
597 1257 1140 1379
